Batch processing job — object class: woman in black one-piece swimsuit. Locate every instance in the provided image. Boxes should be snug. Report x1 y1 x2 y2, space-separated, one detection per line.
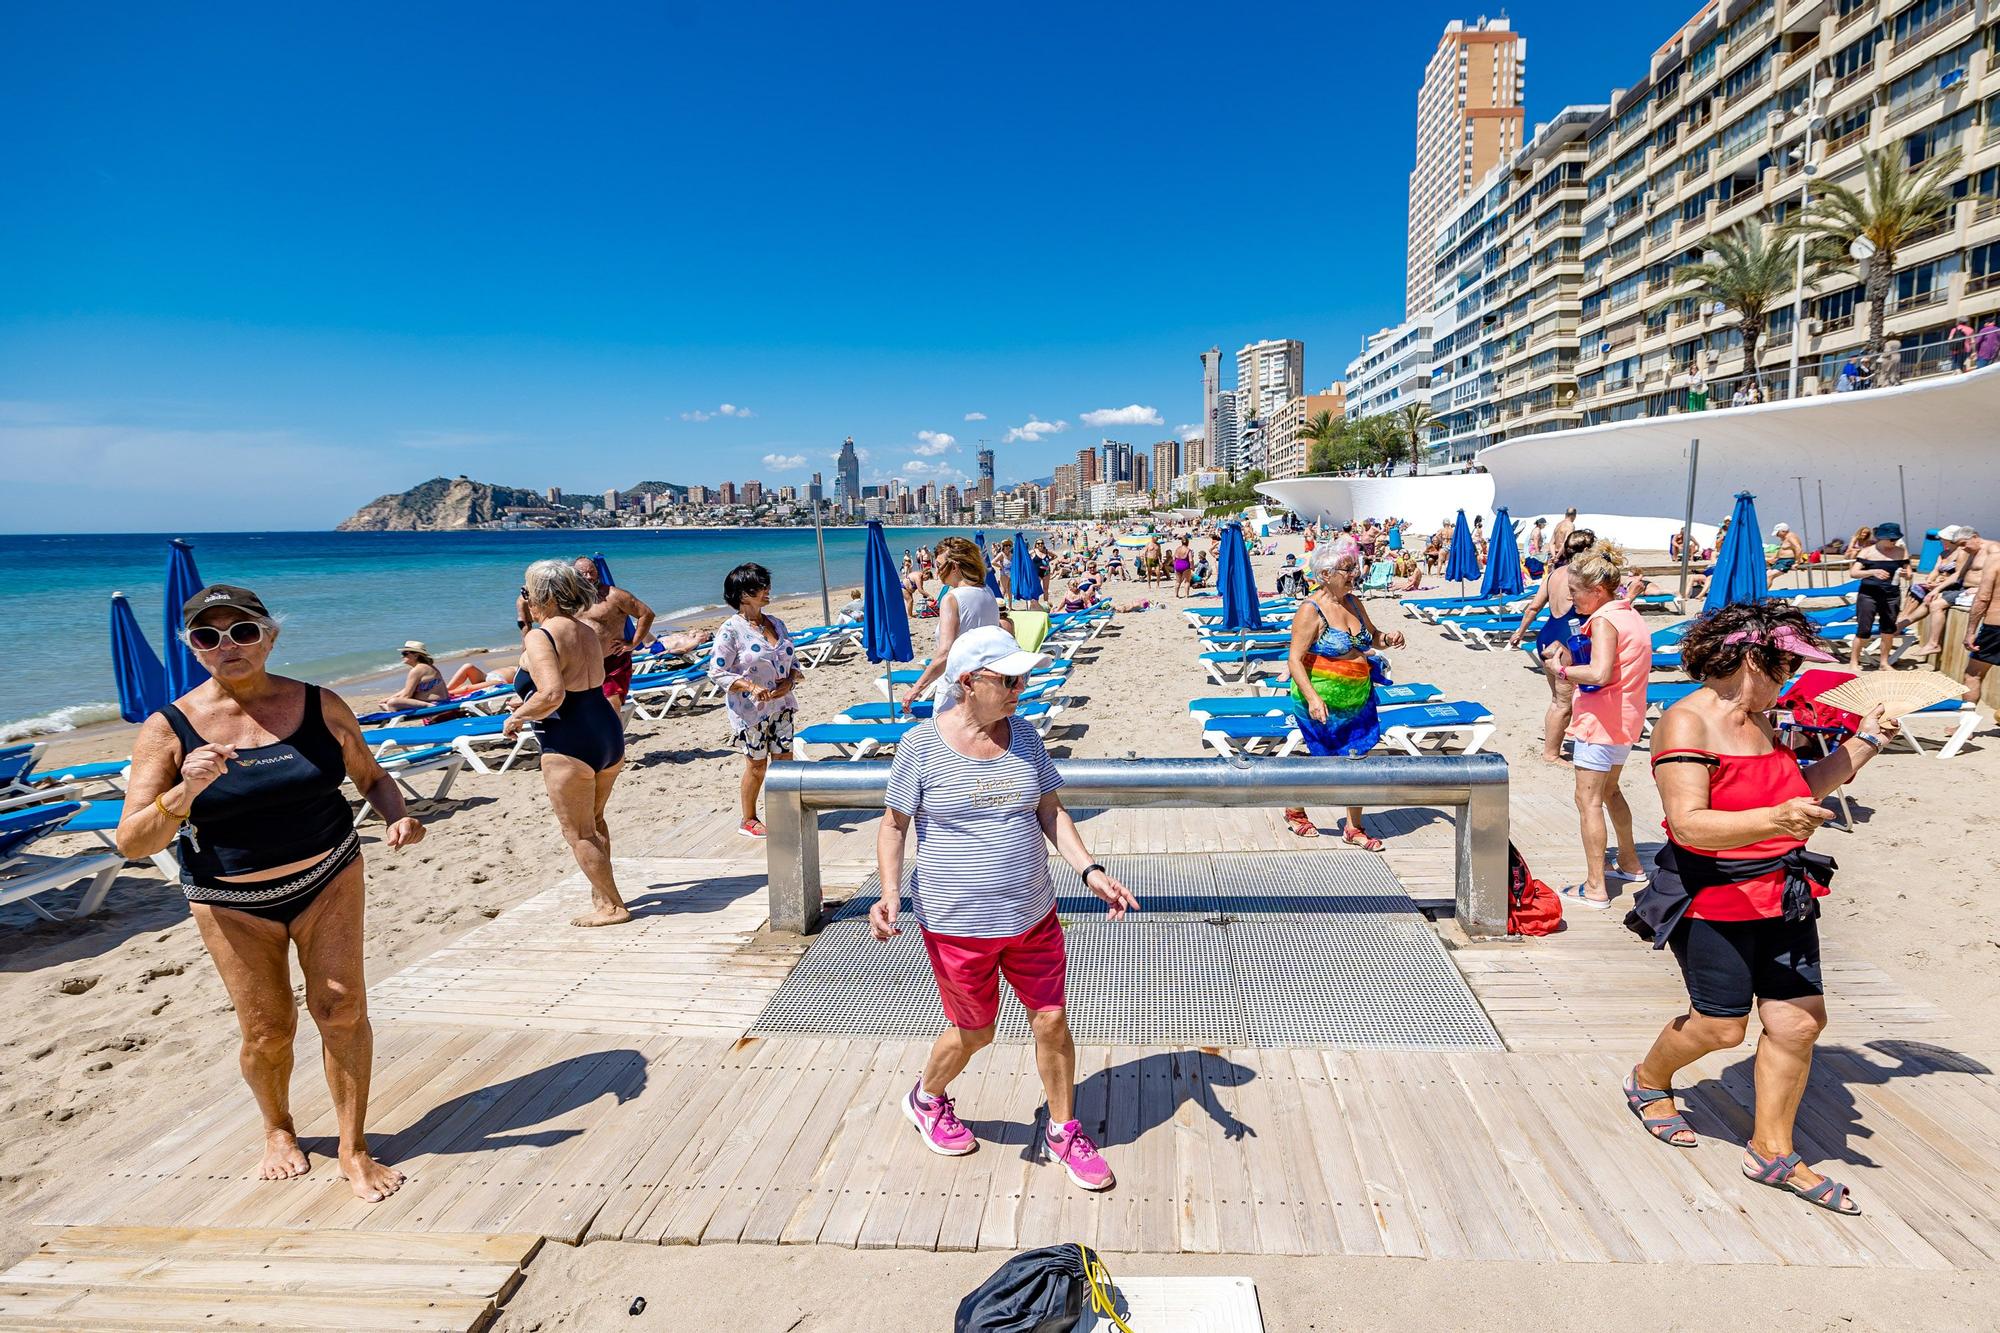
1848 524 1909 672
505 559 632 928
118 583 425 1204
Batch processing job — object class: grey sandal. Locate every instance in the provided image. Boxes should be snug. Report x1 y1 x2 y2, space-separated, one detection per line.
1743 1145 1861 1215
1623 1066 1697 1147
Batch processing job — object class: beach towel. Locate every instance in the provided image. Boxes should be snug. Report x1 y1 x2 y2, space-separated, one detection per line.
1289 652 1386 756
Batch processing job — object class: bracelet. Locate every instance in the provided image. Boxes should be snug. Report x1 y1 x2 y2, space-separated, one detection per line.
154 793 190 823
1080 862 1106 888
1854 732 1885 751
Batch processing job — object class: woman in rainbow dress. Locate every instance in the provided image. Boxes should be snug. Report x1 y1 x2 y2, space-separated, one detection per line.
1280 546 1407 845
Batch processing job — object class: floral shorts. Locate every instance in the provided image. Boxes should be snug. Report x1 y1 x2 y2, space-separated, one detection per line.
732 709 796 760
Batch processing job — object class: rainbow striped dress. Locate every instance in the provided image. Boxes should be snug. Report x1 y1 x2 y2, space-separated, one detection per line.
1289 615 1382 757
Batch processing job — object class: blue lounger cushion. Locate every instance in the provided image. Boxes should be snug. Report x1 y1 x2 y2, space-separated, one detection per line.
0 801 86 859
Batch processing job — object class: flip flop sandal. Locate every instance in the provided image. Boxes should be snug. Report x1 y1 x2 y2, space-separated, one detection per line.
1623 1067 1697 1147
1284 811 1320 838
1559 884 1611 909
1341 827 1385 852
1606 866 1649 884
1743 1145 1861 1215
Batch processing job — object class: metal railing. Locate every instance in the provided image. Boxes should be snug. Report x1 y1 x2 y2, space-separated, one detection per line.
763 755 1514 937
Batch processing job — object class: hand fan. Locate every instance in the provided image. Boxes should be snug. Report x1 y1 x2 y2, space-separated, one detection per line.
1816 669 1963 719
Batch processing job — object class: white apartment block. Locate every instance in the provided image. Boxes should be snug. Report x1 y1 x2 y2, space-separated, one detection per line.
1343 319 1434 421
1234 338 1305 421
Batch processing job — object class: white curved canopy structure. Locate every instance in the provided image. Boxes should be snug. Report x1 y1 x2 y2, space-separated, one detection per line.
1255 472 1495 534
1476 364 2000 544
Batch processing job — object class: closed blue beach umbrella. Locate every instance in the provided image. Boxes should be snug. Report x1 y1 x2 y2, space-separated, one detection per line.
1703 490 1770 614
109 593 166 723
1009 531 1044 604
1386 523 1403 551
974 532 1003 597
1916 529 1942 574
862 521 914 707
591 552 635 641
162 538 209 700
1480 507 1524 599
1444 510 1480 593
1217 522 1264 632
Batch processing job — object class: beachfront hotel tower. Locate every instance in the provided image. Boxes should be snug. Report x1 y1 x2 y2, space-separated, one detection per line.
835 437 861 515
1406 17 1528 320
1200 347 1222 458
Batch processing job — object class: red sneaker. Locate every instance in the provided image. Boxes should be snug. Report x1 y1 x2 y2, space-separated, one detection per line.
738 818 767 839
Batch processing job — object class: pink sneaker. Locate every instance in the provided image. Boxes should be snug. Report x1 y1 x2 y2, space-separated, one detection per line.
903 1082 976 1156
738 818 766 839
1045 1118 1114 1190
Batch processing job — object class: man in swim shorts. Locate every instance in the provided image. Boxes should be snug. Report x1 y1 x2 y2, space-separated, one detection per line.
574 556 655 704
1961 548 2000 704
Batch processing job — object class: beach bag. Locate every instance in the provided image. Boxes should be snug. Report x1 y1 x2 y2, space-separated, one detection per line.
955 1245 1132 1333
1507 842 1563 937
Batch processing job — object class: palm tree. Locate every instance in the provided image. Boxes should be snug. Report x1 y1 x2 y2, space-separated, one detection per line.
1300 409 1342 474
1394 402 1435 475
1788 145 1963 360
1661 220 1796 380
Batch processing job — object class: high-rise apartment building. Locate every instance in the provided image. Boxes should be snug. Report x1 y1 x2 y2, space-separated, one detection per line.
719 482 737 506
976 447 995 499
1150 439 1181 497
1074 447 1099 486
1406 17 1527 320
1262 387 1349 480
835 437 862 514
1052 463 1078 511
602 488 620 512
808 471 824 505
1182 434 1209 473
1211 391 1241 473
1102 440 1134 484
1200 347 1221 454
1344 321 1434 422
1234 339 1305 422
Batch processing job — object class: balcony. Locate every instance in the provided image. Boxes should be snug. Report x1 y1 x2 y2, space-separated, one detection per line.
1829 58 1876 95
1825 120 1870 152
1891 0 1973 53
1888 285 1948 314
1835 1 1877 34
1730 17 1777 52
1784 33 1821 67
1721 68 1772 110
1820 311 1857 333
1969 269 2000 293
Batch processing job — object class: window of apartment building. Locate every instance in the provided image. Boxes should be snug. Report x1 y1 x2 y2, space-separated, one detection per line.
1969 238 2000 289
1649 212 1677 246
1611 229 1645 264
1725 0 1775 43
1679 137 1714 180
1835 0 1870 16
1721 49 1773 104
1616 92 1653 139
1907 104 1976 165
1892 0 1971 45
1719 103 1772 161
1653 119 1681 155
1895 254 1959 305
1815 286 1863 324
1656 66 1683 103
1830 28 1880 81
1690 36 1720 82
1610 272 1645 308
1582 290 1607 321
1823 101 1871 147
1888 38 1977 114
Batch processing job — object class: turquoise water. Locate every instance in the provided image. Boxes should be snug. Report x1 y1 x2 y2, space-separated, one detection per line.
0 526 1032 738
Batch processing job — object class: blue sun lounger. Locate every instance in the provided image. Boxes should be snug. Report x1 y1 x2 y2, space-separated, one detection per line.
792 720 918 760
1199 647 1290 684
55 800 181 878
1199 700 1497 758
361 714 535 775
355 686 514 726
0 801 123 921
1186 683 1442 723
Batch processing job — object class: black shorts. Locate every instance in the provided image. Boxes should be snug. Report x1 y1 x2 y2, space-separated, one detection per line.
1972 623 2000 668
1667 911 1823 1018
1854 585 1900 639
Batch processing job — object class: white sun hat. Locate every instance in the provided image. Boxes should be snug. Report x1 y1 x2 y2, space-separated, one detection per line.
938 626 1051 712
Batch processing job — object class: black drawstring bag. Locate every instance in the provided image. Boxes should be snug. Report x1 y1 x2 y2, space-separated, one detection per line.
954 1244 1131 1333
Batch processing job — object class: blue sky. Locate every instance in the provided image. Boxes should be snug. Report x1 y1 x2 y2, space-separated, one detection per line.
2 1 1701 531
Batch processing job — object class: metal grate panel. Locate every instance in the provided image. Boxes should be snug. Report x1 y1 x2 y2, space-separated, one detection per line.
757 852 1498 1050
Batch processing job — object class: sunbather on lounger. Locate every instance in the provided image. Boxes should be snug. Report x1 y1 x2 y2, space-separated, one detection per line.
378 641 449 713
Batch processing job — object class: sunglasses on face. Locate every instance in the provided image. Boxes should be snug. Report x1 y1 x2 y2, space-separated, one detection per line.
979 669 1027 691
186 621 266 651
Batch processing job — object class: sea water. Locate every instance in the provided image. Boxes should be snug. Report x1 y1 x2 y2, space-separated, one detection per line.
0 526 1034 739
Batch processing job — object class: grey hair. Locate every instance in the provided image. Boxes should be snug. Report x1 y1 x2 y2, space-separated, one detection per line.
523 559 597 616
1308 544 1360 578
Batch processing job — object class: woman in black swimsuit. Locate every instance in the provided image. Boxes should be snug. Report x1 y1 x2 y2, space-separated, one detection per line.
1848 521 1909 672
117 584 423 1203
504 559 632 927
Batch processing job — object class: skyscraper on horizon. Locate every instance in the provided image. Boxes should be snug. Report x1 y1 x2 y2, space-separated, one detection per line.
835 437 862 514
1212 391 1240 474
1405 17 1525 319
976 446 995 499
1200 347 1221 453
1075 446 1099 487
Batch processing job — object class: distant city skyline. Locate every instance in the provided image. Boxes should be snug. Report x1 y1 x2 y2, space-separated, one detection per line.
1 2 1706 531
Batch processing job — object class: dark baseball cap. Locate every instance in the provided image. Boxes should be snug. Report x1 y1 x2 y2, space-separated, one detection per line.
181 584 270 629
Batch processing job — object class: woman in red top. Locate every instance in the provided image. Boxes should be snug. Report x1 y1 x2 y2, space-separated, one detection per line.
1625 602 1899 1218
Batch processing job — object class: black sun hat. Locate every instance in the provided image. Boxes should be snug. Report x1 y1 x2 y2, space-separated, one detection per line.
181 584 270 630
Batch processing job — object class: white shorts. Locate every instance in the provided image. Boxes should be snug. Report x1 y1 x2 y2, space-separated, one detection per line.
1941 589 1975 609
1572 741 1632 773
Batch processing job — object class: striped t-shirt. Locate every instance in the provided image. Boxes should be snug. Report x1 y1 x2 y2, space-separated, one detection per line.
882 716 1065 938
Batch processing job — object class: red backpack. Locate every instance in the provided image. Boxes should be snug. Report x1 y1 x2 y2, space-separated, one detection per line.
1507 843 1563 936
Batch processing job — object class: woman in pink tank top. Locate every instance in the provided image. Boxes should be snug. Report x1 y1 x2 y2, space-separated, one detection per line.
1554 542 1653 907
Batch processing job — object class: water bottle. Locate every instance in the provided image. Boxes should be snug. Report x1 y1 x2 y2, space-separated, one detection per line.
1566 632 1602 694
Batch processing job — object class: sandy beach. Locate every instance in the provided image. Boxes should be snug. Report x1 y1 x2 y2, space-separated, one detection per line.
3 534 1997 1329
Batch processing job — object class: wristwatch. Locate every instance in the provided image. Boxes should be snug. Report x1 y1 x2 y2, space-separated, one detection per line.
1855 732 1885 750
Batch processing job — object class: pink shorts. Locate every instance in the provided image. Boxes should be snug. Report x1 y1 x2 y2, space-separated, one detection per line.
918 910 1067 1030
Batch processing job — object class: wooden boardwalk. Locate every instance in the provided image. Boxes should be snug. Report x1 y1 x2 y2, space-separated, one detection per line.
26 797 2000 1281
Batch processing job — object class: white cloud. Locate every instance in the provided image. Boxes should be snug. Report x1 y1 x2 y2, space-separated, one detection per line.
1002 416 1069 444
762 452 808 470
1176 423 1205 440
963 411 987 421
1080 404 1164 428
913 429 955 456
680 402 754 422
